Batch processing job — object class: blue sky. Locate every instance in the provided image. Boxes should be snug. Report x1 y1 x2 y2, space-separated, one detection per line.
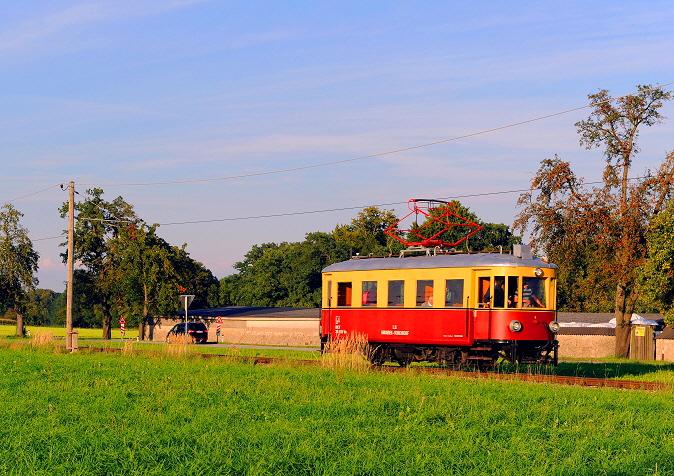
2 1 674 291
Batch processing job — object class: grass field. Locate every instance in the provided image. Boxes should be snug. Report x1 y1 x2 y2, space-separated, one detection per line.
1 338 673 475
0 324 139 340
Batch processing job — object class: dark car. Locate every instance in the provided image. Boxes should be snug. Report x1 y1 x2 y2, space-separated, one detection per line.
166 321 209 344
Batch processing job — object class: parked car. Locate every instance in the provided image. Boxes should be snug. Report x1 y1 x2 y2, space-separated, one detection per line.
166 321 208 344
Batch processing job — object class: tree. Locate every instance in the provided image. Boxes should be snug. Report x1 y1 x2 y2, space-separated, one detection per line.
639 198 674 324
0 204 39 336
221 232 349 308
61 189 220 338
514 85 674 357
22 289 62 326
404 201 521 251
334 206 402 256
60 189 138 338
111 223 218 339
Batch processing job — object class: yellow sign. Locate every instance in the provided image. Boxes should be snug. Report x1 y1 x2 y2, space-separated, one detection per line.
634 326 646 337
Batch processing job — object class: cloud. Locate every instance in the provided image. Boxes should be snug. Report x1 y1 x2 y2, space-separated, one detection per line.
0 1 211 56
41 257 64 269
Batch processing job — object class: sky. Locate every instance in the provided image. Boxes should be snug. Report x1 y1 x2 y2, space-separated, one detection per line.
2 1 674 292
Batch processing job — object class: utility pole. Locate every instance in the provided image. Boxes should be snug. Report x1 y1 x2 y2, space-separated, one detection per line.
66 181 74 351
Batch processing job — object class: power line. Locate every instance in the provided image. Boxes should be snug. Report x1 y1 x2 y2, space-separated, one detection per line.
80 83 674 188
1 183 63 206
28 176 642 240
157 180 622 226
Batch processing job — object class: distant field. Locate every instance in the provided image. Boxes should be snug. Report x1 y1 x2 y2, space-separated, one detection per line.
0 340 673 475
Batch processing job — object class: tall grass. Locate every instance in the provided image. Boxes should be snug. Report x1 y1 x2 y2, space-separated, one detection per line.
321 333 372 370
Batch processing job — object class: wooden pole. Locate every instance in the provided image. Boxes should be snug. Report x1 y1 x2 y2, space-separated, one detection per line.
66 181 74 351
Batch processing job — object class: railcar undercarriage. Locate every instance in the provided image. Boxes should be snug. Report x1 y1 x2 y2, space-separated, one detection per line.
368 340 558 369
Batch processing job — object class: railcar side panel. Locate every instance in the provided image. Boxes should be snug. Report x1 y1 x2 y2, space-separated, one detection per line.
323 308 473 346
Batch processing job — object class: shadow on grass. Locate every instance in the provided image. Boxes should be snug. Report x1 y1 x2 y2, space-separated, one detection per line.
494 359 674 380
554 360 674 379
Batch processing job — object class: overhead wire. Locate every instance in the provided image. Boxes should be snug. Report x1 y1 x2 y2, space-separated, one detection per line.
27 176 646 240
0 183 63 206
79 82 674 188
15 83 674 239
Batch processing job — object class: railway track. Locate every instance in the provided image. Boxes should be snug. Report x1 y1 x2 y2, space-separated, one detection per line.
87 347 670 391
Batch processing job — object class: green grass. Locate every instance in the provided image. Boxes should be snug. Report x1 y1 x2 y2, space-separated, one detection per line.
0 342 673 475
0 324 139 340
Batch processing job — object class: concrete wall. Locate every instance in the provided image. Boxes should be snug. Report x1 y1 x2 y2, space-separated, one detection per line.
656 339 674 362
557 334 615 359
146 317 321 347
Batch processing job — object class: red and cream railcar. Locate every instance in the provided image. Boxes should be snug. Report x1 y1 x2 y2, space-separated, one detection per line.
320 245 559 367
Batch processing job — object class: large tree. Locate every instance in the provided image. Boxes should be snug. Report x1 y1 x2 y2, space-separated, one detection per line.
60 189 137 338
514 85 674 357
61 188 218 338
0 204 39 336
112 222 219 339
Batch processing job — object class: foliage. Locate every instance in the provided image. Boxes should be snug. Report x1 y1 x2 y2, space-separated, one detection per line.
221 232 349 307
61 189 218 337
333 206 403 256
222 204 521 308
21 288 63 326
60 188 138 337
405 201 521 251
110 223 217 327
640 201 674 324
514 85 673 356
0 204 39 336
1 347 673 475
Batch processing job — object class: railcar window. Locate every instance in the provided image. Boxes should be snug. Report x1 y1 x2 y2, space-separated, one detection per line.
507 276 519 308
337 282 352 307
445 280 464 307
388 280 404 306
416 280 434 307
491 276 505 308
362 281 377 306
522 277 545 307
327 281 332 307
479 277 491 308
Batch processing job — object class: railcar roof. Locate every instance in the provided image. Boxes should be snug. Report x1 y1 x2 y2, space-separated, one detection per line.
322 253 557 273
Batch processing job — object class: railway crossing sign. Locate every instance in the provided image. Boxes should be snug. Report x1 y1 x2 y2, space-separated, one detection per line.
119 316 126 337
216 316 222 341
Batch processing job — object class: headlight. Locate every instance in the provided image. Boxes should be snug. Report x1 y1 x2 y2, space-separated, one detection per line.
509 320 523 332
549 321 560 333
534 267 543 276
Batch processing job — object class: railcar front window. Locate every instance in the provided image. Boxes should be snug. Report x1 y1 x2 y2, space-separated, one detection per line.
388 281 404 306
522 277 545 308
362 281 377 306
337 282 352 307
445 279 464 307
416 280 434 307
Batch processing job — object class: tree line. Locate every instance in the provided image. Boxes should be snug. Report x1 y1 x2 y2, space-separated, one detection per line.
0 198 518 335
2 84 674 357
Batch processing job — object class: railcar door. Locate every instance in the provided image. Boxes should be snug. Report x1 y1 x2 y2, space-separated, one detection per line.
473 270 493 340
